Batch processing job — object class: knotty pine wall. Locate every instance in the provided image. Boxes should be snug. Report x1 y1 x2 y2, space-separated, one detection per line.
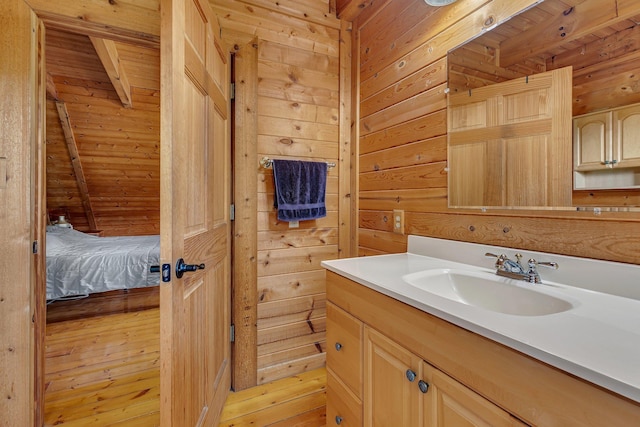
352 0 640 265
212 0 343 384
45 29 160 236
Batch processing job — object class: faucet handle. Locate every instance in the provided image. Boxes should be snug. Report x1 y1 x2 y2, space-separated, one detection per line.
485 252 508 269
530 259 559 270
514 253 523 264
526 259 559 284
485 252 505 259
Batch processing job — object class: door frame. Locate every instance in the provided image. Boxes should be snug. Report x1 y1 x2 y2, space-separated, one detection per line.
228 38 259 391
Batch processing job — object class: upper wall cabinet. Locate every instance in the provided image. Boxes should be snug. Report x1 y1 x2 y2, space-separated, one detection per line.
574 103 640 189
448 67 573 208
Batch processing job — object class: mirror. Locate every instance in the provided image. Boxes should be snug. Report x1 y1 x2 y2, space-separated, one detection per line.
447 0 640 210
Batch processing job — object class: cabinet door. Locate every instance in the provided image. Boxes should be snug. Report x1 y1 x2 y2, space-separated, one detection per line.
574 111 611 171
364 327 422 427
613 104 640 168
422 361 528 427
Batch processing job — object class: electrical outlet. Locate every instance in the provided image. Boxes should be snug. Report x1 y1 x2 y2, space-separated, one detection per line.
392 209 404 234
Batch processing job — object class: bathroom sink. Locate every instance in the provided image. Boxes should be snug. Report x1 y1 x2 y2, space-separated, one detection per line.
402 268 573 316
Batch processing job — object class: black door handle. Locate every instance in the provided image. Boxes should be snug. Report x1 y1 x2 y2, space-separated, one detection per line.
176 258 205 278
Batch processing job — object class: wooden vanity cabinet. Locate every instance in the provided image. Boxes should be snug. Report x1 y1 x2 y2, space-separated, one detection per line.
326 271 640 426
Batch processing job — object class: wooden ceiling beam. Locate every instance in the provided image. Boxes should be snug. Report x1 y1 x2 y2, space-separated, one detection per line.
54 101 98 230
46 72 59 101
90 37 133 108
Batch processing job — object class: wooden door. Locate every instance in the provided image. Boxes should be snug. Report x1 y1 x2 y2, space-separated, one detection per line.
448 67 573 208
364 327 422 427
160 0 231 425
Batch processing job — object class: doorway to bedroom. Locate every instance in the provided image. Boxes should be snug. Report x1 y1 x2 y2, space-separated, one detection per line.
42 27 163 424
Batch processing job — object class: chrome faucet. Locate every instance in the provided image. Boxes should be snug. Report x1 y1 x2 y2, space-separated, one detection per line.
485 253 558 283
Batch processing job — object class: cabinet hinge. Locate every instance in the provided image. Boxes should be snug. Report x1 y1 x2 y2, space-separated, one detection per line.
32 240 38 254
230 324 235 343
230 82 235 101
230 203 235 221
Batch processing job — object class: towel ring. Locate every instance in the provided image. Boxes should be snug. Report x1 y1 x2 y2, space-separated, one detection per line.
260 156 336 169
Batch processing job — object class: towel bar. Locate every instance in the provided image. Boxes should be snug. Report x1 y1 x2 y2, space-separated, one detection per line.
260 156 336 169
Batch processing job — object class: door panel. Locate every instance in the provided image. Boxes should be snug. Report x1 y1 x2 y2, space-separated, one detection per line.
161 0 231 424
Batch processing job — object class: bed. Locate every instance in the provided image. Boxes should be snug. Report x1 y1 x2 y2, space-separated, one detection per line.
46 226 161 301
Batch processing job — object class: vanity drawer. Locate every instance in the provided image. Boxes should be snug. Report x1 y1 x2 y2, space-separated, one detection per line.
326 301 363 398
326 369 362 427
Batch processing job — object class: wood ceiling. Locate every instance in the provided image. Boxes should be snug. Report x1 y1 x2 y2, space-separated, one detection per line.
448 0 640 115
46 28 161 236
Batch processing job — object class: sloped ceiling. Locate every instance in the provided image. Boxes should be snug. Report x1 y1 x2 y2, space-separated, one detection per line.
46 28 161 236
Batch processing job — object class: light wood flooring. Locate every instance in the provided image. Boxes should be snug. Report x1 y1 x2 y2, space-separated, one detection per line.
44 289 326 426
44 294 161 426
219 368 327 426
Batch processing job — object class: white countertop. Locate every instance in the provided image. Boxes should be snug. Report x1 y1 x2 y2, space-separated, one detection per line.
322 236 640 403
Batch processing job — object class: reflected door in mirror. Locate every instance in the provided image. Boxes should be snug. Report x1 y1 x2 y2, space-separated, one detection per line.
448 67 573 208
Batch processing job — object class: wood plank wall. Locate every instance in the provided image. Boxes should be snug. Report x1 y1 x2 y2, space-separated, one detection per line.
45 29 160 236
211 0 343 385
352 0 640 265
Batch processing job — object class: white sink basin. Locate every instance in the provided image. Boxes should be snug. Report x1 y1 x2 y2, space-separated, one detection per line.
402 268 574 316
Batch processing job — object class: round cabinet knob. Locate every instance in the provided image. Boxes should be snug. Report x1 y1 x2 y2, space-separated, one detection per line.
335 415 343 425
335 342 342 351
406 369 417 382
418 380 430 394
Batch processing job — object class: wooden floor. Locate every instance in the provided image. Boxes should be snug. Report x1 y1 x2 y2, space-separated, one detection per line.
219 368 327 427
44 289 326 426
44 295 161 426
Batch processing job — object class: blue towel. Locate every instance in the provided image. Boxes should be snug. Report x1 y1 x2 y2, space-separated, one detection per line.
272 159 327 222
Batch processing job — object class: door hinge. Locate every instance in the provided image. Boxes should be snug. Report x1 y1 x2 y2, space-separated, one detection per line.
230 324 235 343
230 82 235 100
230 203 235 221
32 240 38 254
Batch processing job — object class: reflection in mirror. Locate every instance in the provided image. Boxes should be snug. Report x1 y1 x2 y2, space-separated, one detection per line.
448 67 572 209
447 0 640 209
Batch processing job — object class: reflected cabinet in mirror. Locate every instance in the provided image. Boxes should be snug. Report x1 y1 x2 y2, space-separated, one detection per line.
447 0 640 209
